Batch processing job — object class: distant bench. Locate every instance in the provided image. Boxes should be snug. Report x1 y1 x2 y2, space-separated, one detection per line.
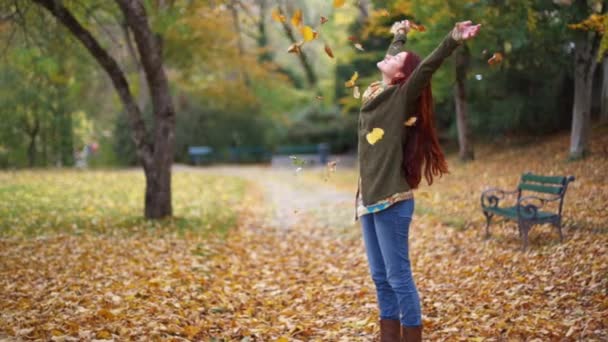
481 172 575 251
274 143 330 166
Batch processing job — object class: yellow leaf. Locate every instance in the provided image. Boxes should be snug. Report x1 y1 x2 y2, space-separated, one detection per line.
404 117 417 126
276 337 290 342
334 0 346 8
96 330 112 339
344 71 359 88
301 26 317 42
291 9 302 27
271 8 286 23
366 128 384 145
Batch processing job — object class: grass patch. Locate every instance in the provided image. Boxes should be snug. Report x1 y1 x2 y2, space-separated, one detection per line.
0 169 247 239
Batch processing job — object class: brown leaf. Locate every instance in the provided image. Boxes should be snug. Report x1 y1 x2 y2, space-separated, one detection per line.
324 44 334 58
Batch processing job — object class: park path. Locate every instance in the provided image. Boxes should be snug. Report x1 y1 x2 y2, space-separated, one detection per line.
172 164 357 235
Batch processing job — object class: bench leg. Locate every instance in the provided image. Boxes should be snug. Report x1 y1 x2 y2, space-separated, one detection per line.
518 221 530 251
483 211 493 238
554 219 564 242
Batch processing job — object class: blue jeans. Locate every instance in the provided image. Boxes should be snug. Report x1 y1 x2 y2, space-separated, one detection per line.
360 198 422 327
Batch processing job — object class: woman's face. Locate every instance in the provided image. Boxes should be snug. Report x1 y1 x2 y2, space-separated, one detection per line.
377 51 408 78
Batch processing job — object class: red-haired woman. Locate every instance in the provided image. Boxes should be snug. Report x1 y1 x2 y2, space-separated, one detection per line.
355 20 480 341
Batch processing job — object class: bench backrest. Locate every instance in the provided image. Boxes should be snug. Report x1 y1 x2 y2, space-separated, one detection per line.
517 172 575 215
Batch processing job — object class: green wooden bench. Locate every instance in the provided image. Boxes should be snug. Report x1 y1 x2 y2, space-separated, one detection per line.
480 172 575 251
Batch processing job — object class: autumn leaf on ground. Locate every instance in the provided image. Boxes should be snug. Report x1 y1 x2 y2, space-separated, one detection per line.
353 86 360 99
301 26 317 42
324 44 334 58
333 0 346 8
271 8 286 23
287 41 304 54
345 71 359 88
320 16 329 24
354 43 365 51
366 128 384 145
404 117 417 126
291 9 302 27
488 52 503 66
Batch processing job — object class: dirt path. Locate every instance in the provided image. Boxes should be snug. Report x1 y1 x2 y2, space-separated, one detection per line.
173 164 357 235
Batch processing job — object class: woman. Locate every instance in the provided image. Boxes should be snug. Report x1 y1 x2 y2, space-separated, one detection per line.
355 20 481 342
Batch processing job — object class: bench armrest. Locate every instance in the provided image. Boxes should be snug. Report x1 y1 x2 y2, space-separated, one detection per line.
516 195 561 219
481 187 519 209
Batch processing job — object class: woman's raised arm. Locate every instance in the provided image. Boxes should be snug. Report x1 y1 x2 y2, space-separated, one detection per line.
386 20 409 56
403 21 481 101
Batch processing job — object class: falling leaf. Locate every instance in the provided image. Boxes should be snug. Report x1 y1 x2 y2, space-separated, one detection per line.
366 128 384 145
344 71 359 88
271 8 286 23
353 86 360 99
320 16 329 24
410 21 426 32
354 43 365 51
333 0 346 8
324 44 334 58
347 35 359 42
289 155 306 167
327 160 338 172
287 41 304 54
404 117 417 126
378 9 390 16
488 52 503 66
315 95 324 100
301 26 317 42
291 9 303 27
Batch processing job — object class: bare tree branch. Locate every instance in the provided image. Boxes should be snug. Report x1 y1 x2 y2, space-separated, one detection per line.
30 0 153 167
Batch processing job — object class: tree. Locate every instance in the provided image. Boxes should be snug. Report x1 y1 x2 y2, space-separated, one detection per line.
25 0 176 219
562 0 605 159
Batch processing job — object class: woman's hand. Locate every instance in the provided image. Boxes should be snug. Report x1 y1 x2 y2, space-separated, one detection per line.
390 20 410 36
451 20 481 42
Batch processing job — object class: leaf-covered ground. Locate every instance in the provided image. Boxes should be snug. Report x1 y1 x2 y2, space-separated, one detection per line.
1 127 607 341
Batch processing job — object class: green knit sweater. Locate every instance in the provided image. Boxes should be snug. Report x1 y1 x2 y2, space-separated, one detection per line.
357 30 462 206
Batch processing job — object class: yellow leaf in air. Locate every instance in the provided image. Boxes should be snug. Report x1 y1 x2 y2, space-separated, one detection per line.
334 0 346 8
271 8 286 23
404 117 417 126
353 86 360 99
292 9 303 27
366 128 384 145
301 26 317 42
344 71 359 88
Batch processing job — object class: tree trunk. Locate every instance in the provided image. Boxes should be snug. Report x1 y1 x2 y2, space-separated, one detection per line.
115 0 175 219
24 116 40 167
454 44 474 161
570 32 598 159
601 57 608 124
32 0 174 219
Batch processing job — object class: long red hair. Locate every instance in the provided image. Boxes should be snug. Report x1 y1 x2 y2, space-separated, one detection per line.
390 51 449 189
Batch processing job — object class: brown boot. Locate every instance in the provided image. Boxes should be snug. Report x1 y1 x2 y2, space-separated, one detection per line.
379 319 400 342
400 324 422 342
